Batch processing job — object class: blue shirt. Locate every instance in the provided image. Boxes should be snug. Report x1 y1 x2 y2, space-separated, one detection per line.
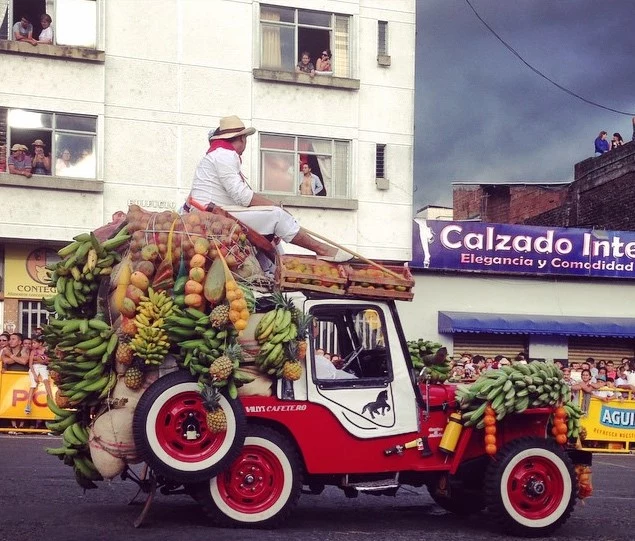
594 136 609 154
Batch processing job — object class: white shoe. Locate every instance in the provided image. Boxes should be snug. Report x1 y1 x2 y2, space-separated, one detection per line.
318 249 354 263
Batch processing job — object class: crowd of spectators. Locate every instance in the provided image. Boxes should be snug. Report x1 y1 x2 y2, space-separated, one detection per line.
0 328 51 434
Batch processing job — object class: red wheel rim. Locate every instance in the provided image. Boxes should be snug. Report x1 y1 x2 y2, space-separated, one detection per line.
216 445 285 514
155 390 226 462
507 455 565 519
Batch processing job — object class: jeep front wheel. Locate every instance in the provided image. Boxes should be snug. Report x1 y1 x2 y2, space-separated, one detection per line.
485 437 576 537
196 425 302 528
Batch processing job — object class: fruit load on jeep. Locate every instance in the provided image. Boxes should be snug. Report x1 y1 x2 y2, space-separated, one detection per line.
42 205 593 536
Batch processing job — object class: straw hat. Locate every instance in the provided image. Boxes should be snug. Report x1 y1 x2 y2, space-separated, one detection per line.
209 116 256 140
11 143 24 151
32 139 45 147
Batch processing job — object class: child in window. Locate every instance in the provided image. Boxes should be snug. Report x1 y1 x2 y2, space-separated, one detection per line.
295 51 315 76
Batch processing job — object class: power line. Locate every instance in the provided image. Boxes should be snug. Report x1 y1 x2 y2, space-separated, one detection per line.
464 0 635 116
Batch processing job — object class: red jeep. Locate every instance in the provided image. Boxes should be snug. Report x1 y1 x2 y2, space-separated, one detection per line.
132 293 591 537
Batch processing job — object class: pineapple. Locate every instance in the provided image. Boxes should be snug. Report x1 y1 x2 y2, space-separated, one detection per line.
120 317 137 337
55 390 71 409
115 340 134 366
124 366 144 390
209 343 242 381
272 290 297 318
209 303 230 328
201 384 227 433
282 359 302 381
49 369 61 384
294 312 314 360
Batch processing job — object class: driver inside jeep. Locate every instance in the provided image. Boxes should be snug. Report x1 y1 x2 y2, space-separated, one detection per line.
314 348 357 380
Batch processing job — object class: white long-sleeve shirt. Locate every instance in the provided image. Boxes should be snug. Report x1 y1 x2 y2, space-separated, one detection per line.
189 147 254 208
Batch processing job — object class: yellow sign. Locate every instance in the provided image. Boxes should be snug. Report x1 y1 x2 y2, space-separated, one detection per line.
4 245 59 299
0 371 56 420
580 394 635 443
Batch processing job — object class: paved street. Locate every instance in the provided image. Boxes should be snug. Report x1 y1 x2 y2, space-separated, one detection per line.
0 434 632 541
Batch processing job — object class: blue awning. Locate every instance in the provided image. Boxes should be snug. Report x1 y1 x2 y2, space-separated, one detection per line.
438 311 635 338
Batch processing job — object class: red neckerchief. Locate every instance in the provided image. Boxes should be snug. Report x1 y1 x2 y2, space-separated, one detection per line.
208 139 241 162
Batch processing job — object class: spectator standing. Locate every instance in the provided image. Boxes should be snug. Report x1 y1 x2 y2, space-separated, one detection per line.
24 337 53 414
37 13 53 44
8 144 32 177
571 369 594 413
1 333 29 371
316 49 332 72
594 131 610 155
610 132 624 150
298 163 324 196
606 360 617 379
31 139 51 175
295 51 315 76
13 15 37 45
56 148 73 174
615 365 634 392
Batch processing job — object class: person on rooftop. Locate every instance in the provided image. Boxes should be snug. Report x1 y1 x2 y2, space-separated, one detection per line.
594 131 609 155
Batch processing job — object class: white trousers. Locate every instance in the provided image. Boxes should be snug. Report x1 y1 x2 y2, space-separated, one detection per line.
222 205 300 243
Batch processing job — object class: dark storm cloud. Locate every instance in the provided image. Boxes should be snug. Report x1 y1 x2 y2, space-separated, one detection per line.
414 0 635 209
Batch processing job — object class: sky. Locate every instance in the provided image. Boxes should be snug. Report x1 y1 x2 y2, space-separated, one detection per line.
414 0 635 210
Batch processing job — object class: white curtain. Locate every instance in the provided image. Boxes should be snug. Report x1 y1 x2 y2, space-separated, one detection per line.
0 0 9 39
310 139 332 196
333 15 349 78
261 8 281 69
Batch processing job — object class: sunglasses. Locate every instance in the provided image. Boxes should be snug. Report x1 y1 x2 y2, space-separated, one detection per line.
322 53 329 57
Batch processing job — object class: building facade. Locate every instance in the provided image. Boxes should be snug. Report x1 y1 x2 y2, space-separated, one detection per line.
0 0 416 335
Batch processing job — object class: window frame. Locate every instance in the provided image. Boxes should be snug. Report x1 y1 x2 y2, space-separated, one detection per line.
258 4 352 78
19 300 49 336
2 107 98 180
259 132 351 200
2 0 104 51
310 303 393 389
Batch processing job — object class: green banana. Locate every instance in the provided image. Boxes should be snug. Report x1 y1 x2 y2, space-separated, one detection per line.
46 413 78 433
97 371 117 399
74 336 104 351
58 241 81 258
46 396 73 418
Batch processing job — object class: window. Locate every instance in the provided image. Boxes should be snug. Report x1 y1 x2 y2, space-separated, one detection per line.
377 21 388 56
375 144 386 178
260 133 350 199
311 305 391 384
259 4 351 78
1 107 97 179
19 300 49 336
2 0 98 48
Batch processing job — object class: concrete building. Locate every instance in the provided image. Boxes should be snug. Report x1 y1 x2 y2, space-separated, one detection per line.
0 0 416 334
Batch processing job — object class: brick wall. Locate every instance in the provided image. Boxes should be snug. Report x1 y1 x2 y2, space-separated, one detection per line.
453 186 482 220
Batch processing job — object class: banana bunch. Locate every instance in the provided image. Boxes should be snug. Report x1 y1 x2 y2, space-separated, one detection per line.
408 340 451 383
165 307 230 369
45 397 102 489
407 339 445 370
562 401 583 439
254 308 298 376
44 228 130 319
130 288 175 365
44 318 118 406
455 361 576 431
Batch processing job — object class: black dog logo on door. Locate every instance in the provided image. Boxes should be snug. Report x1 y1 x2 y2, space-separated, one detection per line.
361 390 391 419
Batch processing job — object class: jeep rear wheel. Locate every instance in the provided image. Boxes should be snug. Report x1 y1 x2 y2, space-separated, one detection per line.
196 425 302 528
133 371 246 483
485 437 576 537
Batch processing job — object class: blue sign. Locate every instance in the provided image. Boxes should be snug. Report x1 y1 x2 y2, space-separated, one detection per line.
411 219 635 279
599 406 635 430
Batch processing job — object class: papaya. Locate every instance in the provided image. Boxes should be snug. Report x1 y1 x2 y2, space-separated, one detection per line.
203 257 226 305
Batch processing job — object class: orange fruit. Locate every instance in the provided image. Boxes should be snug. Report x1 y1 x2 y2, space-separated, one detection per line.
551 426 559 437
485 444 497 455
556 423 568 435
234 319 247 331
190 254 206 268
484 434 496 445
485 406 495 416
555 434 567 445
485 425 496 435
554 406 567 418
484 416 496 426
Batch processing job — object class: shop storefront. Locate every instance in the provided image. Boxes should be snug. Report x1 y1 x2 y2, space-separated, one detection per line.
398 220 635 362
1 244 59 428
